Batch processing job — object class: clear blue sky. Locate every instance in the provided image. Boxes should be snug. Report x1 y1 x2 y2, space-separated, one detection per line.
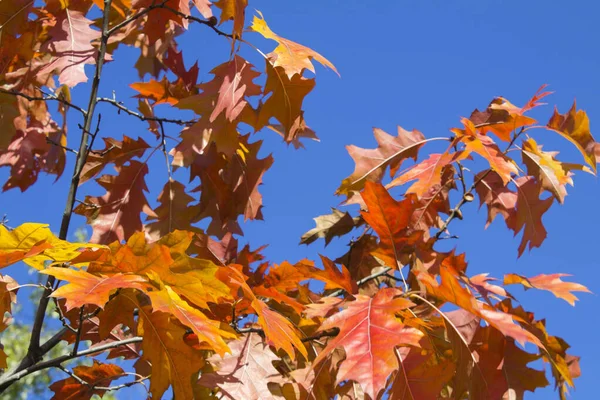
1 1 599 398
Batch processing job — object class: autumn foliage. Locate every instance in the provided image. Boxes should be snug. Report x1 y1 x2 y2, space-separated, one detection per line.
0 1 596 399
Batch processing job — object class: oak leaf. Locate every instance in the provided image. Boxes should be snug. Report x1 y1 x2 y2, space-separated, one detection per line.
300 208 358 246
337 126 431 199
452 118 517 183
80 135 150 184
313 288 423 399
41 267 147 311
468 85 549 142
250 11 337 78
547 101 597 172
474 170 517 227
360 182 423 268
252 61 316 145
135 304 206 400
504 273 590 306
49 360 125 400
40 9 102 87
0 223 97 270
145 179 202 239
177 55 261 123
145 277 234 356
388 151 466 197
214 0 248 37
75 161 156 244
198 333 280 399
507 176 554 256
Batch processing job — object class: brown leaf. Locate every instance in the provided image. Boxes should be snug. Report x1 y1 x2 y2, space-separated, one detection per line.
74 161 156 244
145 179 202 239
474 170 517 228
507 176 554 257
547 101 597 172
80 135 150 184
300 208 358 246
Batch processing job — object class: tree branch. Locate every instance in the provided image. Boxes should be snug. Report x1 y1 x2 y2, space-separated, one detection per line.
20 0 115 383
97 97 196 126
0 337 143 391
0 88 87 116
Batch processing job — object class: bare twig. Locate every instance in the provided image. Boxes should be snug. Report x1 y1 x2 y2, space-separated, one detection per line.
97 97 196 126
161 5 234 39
56 364 149 392
52 298 76 333
433 126 526 241
71 307 86 356
0 88 87 116
106 0 169 36
46 137 78 155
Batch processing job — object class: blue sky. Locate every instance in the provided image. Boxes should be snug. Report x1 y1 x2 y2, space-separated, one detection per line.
1 0 599 398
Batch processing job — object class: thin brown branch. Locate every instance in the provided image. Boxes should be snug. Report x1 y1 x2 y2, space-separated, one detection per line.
97 97 196 126
71 307 86 356
161 5 233 39
0 88 87 116
433 126 527 240
300 328 340 342
46 138 78 155
22 0 115 379
56 365 149 393
106 0 169 36
0 336 143 391
326 266 393 298
52 298 76 333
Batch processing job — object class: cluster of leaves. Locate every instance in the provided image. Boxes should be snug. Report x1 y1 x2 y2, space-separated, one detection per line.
0 0 597 399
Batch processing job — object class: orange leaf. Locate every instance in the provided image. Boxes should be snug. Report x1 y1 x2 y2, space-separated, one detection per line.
313 288 422 399
250 11 337 78
388 151 466 197
547 101 597 172
49 360 124 400
504 273 590 306
453 118 518 184
41 267 147 311
146 277 234 356
360 182 423 267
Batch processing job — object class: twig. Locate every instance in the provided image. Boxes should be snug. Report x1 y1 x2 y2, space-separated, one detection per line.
52 298 77 333
106 0 169 36
71 307 86 356
326 266 393 298
0 88 87 116
0 336 144 391
300 328 340 343
22 0 115 379
46 138 78 155
56 365 149 392
97 97 196 126
433 126 526 241
161 5 234 39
